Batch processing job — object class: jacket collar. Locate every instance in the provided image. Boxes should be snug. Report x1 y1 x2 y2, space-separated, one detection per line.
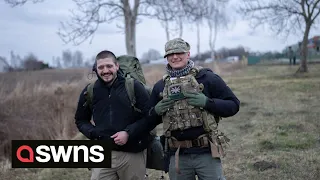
96 71 125 88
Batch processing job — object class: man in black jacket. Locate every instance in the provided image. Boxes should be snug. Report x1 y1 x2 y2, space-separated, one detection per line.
138 38 240 180
74 50 151 180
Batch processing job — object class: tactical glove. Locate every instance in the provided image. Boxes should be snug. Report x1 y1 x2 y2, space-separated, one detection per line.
184 92 208 108
154 98 175 115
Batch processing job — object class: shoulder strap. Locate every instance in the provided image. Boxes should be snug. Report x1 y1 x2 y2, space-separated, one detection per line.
124 76 142 113
162 74 170 82
189 65 203 76
83 82 95 110
125 76 135 106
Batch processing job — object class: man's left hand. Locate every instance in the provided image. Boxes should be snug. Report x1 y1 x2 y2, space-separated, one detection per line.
111 131 129 146
184 92 208 108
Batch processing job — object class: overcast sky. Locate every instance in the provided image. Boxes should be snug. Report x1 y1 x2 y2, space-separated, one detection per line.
1 0 319 66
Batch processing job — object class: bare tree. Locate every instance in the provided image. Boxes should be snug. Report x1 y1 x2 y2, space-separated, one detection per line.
9 51 22 69
177 16 183 38
197 22 203 60
57 0 143 57
167 15 184 39
5 0 211 57
0 56 11 72
157 7 183 41
214 45 247 59
207 0 230 60
194 10 205 60
151 0 176 41
189 0 216 60
22 53 43 70
56 57 62 69
160 9 171 41
62 49 73 68
72 50 84 67
239 0 320 73
148 0 172 41
149 0 204 41
141 48 162 63
167 2 185 39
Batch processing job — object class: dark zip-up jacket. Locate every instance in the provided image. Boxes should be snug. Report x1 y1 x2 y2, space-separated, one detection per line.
129 68 240 155
74 72 151 153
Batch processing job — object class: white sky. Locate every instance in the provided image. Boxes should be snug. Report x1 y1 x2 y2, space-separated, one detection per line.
1 0 319 66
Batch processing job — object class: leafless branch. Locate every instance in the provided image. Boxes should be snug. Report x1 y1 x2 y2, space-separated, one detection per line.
57 0 123 46
206 0 230 56
5 0 217 56
311 0 320 22
238 0 307 40
239 0 320 73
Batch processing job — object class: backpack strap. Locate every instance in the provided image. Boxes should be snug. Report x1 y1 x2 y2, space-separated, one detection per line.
124 76 142 113
83 78 143 113
83 82 95 111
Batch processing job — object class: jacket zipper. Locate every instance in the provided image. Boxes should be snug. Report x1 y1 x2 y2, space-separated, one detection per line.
109 88 113 126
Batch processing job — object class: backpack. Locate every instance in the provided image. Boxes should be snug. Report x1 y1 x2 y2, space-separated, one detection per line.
84 55 152 114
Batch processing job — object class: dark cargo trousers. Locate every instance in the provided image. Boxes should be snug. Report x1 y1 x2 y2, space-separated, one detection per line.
90 150 147 180
168 153 226 180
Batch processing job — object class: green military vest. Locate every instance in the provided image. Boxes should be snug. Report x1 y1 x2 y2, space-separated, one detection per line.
161 66 230 157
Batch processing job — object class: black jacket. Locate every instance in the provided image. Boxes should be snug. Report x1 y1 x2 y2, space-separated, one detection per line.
74 72 152 153
130 68 240 155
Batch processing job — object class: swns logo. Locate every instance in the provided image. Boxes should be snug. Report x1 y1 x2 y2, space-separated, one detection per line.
12 140 111 168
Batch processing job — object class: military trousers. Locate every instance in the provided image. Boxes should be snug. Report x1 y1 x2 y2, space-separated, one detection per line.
168 153 226 180
90 150 147 180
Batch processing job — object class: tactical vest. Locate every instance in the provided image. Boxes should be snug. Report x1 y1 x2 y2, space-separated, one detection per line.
161 66 230 159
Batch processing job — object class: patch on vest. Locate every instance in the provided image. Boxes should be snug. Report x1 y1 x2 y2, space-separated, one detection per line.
170 85 181 94
168 85 185 100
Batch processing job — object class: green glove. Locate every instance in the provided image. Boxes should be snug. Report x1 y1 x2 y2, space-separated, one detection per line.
184 92 208 108
155 98 175 115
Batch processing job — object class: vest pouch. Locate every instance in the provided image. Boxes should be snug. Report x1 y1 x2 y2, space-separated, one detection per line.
209 131 230 158
201 110 213 133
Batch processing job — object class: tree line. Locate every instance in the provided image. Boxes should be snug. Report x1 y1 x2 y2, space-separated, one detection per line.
4 0 320 73
0 50 94 72
4 0 231 68
1 46 287 73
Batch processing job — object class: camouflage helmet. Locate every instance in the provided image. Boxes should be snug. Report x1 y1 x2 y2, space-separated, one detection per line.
164 38 190 58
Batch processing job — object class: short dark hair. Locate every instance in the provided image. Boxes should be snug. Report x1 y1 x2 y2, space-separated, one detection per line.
95 50 117 62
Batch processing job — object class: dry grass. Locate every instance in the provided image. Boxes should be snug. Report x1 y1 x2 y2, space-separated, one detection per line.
0 68 96 163
0 62 319 180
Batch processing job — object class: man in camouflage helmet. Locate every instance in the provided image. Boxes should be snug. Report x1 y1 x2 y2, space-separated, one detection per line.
140 38 240 180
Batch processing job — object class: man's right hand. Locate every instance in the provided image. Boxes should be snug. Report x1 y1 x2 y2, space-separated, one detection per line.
154 98 175 115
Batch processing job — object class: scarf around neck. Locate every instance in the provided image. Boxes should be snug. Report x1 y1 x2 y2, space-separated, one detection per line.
166 60 195 77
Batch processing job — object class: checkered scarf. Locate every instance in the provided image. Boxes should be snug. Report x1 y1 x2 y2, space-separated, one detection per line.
166 60 195 77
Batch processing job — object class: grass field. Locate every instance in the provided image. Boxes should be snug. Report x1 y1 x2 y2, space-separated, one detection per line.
0 62 319 180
